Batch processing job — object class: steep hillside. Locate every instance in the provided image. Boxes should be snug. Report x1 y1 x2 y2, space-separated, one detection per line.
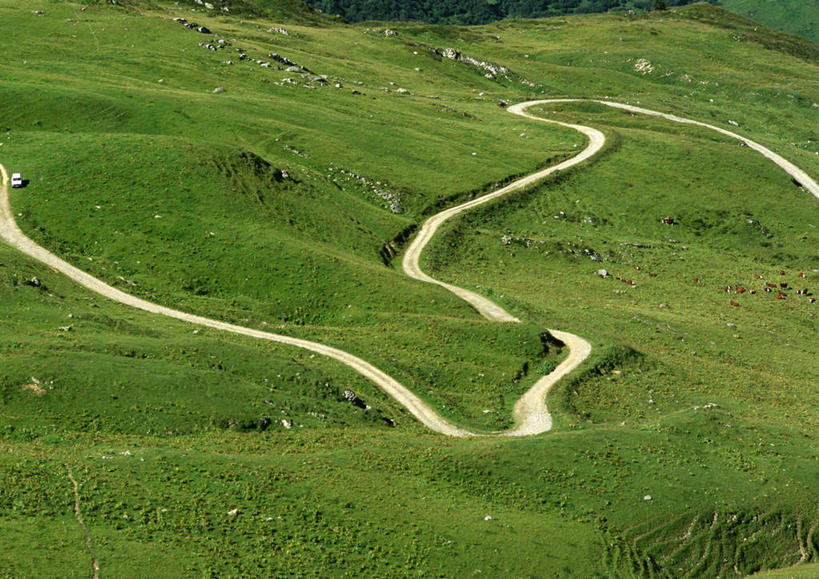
0 0 816 575
718 0 819 44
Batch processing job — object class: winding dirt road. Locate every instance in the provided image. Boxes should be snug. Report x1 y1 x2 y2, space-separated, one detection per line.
1 100 816 437
0 163 472 436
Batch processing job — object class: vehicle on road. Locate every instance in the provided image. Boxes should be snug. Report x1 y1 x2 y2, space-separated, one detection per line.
11 173 23 188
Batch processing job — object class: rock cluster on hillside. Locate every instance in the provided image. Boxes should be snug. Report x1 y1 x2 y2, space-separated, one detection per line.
328 166 403 213
438 47 510 80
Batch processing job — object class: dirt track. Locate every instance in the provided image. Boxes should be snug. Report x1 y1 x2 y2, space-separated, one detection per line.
0 162 472 436
402 99 604 435
1 100 815 437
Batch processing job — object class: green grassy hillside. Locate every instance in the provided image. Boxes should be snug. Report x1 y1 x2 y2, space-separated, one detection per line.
753 562 819 578
0 0 817 575
718 0 818 44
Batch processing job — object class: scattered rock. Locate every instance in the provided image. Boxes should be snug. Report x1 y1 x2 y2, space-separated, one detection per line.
21 381 46 396
462 54 508 77
597 269 608 278
283 143 305 157
269 53 296 66
643 495 652 501
441 48 460 60
342 389 367 409
332 167 402 212
634 58 654 75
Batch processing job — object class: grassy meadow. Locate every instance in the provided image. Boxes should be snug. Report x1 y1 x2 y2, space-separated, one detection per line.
718 0 818 44
0 0 817 575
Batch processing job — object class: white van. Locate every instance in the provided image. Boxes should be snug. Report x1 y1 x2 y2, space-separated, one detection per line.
11 173 23 188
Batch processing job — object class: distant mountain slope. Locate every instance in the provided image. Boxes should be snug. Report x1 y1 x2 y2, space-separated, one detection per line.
717 0 818 44
303 0 707 25
157 0 335 24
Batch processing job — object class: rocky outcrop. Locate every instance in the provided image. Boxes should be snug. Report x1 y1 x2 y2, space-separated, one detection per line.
437 48 510 79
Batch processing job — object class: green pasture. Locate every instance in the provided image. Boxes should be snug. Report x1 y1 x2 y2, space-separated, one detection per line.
718 0 818 44
0 0 816 575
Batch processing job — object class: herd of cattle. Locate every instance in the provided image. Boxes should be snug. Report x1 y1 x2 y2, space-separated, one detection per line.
658 217 814 306
602 266 814 306
721 271 815 305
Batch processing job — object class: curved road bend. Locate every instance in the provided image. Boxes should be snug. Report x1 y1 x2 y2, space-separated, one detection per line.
1 100 816 437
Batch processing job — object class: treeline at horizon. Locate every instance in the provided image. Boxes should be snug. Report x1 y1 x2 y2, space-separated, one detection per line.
303 0 714 25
